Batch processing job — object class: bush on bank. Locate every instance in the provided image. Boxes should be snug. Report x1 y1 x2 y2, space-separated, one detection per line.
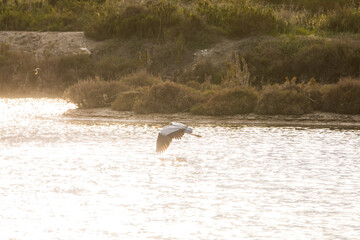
191 87 258 116
133 81 203 114
322 78 360 114
111 90 145 111
63 70 160 108
63 78 129 108
62 74 360 116
257 80 312 115
244 36 360 86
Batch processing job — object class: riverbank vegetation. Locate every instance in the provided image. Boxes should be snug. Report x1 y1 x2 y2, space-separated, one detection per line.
1 0 360 115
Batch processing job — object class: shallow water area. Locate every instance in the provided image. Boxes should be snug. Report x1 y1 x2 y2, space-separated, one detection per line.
1 98 360 240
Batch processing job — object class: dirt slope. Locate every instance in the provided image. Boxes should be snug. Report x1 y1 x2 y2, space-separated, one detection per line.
0 31 103 58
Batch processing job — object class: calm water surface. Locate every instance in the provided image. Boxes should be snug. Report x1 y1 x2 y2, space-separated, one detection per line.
1 98 360 240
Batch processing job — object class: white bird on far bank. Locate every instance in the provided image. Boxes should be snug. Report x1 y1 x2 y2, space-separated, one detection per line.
34 68 40 76
79 47 91 55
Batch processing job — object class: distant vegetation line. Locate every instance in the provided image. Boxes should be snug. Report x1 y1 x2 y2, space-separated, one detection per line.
1 0 360 36
1 0 360 115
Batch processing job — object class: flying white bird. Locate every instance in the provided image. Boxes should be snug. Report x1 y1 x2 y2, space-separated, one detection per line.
156 122 201 153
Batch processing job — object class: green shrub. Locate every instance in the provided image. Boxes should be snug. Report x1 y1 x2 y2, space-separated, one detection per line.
244 36 360 85
197 1 285 37
86 3 175 40
0 1 100 31
321 8 360 33
257 0 353 11
63 77 129 108
293 41 360 84
111 90 145 111
322 78 360 114
257 81 312 115
191 87 258 116
133 81 202 113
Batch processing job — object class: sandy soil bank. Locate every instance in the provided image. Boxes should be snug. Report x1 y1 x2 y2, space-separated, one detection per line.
0 31 104 57
63 108 360 128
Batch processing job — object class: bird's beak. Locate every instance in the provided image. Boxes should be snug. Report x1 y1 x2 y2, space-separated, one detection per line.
190 133 202 138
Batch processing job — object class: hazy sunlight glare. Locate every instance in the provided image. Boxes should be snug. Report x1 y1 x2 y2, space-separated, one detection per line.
0 98 76 124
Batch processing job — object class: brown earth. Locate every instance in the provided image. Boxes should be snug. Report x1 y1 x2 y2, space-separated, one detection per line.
0 31 105 58
0 30 262 65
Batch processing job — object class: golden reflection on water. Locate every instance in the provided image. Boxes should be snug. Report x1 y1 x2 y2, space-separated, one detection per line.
1 98 360 239
0 98 76 123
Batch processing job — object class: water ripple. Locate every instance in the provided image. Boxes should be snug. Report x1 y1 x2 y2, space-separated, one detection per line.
1 98 360 239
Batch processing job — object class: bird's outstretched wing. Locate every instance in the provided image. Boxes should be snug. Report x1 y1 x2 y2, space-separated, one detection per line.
156 128 185 153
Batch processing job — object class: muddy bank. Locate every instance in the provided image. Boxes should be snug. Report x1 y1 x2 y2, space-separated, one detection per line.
63 108 360 128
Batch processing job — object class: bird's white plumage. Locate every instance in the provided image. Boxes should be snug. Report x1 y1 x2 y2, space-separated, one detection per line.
156 122 198 153
159 122 192 136
170 122 187 128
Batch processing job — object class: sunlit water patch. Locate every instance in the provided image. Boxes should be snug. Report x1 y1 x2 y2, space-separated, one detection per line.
1 98 360 239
